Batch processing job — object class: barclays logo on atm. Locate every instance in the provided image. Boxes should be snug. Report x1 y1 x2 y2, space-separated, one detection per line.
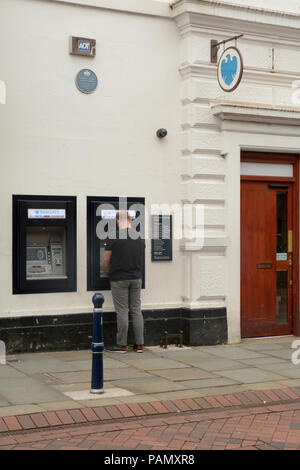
78 40 90 52
28 209 66 219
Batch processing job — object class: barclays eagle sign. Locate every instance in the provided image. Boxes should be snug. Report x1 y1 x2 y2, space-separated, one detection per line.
217 46 244 92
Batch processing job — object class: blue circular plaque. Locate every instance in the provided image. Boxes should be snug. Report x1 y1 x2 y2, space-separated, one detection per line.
217 47 243 92
75 69 98 94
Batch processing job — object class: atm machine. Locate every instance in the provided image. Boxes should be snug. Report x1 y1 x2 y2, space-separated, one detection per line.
87 196 145 291
26 227 66 280
13 195 76 294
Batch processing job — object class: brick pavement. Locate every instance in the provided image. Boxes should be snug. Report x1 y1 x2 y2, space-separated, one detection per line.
0 387 300 450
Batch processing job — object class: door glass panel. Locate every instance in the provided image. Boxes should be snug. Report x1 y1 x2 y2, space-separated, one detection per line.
241 162 293 177
276 192 287 261
276 271 288 325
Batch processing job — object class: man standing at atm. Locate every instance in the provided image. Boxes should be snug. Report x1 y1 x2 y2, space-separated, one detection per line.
102 210 145 353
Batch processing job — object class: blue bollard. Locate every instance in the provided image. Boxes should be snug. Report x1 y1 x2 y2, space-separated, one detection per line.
90 293 105 394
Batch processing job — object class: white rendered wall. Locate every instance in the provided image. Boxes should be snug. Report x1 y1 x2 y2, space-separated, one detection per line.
0 0 181 317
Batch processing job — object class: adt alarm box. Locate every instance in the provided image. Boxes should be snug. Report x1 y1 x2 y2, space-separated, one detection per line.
13 195 77 294
87 196 145 291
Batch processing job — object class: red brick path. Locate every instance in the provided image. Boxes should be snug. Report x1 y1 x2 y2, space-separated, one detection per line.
1 400 300 450
0 387 300 449
1 386 300 434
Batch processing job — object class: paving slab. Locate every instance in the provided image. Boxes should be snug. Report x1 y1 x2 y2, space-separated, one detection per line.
194 381 287 396
103 368 152 381
112 374 166 384
0 378 70 405
261 349 294 360
0 404 45 417
238 357 288 367
111 378 187 394
62 360 91 371
62 388 135 401
239 343 288 351
148 389 222 401
276 379 300 387
76 398 124 407
147 345 192 351
241 336 297 345
49 371 93 384
49 350 92 361
32 374 62 386
14 353 57 360
37 400 85 411
186 358 245 371
102 358 129 369
260 361 296 370
122 358 190 371
152 349 217 362
192 385 247 397
264 368 300 379
176 378 238 389
9 357 79 374
103 351 158 361
193 346 267 360
0 365 25 378
259 363 300 377
0 395 9 406
50 367 151 384
214 368 287 384
115 394 158 404
242 381 288 391
52 382 92 392
148 368 216 381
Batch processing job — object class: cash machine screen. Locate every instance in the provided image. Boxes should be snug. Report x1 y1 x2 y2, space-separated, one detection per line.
27 247 48 264
26 227 66 280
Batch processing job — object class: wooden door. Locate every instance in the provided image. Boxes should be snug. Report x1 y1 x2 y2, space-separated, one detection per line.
241 181 294 337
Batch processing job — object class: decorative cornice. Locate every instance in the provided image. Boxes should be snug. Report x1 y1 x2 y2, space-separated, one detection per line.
211 101 300 126
171 0 300 40
170 0 300 19
179 62 299 87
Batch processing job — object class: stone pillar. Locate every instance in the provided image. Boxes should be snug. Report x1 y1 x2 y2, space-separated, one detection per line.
173 3 228 345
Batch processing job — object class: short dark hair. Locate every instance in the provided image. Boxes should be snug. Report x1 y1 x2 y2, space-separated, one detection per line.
116 210 131 223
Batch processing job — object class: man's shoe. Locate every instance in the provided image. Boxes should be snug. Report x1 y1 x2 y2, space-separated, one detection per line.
133 344 144 353
106 345 127 353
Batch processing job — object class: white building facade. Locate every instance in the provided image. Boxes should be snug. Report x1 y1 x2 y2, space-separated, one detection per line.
1 0 300 352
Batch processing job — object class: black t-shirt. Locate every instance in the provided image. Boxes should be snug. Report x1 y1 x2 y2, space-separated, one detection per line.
105 229 145 281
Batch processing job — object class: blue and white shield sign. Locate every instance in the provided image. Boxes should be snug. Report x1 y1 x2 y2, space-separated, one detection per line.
217 46 243 92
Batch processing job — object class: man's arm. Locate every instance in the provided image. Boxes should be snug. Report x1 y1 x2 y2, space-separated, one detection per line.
102 250 112 273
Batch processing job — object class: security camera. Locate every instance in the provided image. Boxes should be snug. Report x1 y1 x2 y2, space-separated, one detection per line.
156 128 168 139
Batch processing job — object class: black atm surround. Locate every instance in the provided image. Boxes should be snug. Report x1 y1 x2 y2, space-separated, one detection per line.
87 196 145 291
13 195 77 295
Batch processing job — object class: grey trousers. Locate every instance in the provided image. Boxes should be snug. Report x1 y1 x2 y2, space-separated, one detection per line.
110 278 144 346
